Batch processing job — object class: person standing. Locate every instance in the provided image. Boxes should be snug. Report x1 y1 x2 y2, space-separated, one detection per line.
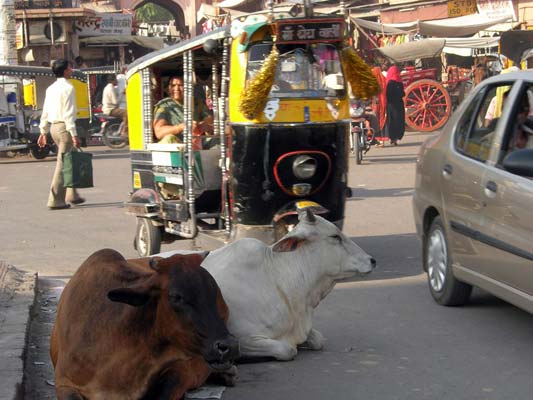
384 65 405 146
37 59 85 210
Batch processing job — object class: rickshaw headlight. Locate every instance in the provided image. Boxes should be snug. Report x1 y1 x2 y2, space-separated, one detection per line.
292 155 317 179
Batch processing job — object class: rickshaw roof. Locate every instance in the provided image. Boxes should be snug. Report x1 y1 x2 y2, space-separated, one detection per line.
126 26 231 80
80 66 119 75
0 65 86 81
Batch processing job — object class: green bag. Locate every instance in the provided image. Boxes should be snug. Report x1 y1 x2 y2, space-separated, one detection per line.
62 149 94 188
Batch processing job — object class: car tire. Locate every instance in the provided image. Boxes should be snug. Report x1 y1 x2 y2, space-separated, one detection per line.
425 216 472 306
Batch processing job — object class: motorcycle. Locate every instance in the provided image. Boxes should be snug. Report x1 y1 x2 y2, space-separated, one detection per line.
350 99 377 165
95 113 128 149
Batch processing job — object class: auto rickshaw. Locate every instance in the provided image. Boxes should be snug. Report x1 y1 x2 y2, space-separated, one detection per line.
124 4 379 256
0 65 90 158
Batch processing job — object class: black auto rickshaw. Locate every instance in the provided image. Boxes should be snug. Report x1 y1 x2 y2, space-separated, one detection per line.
124 5 378 256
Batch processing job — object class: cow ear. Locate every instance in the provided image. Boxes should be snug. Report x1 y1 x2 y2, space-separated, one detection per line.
107 275 160 307
272 236 307 252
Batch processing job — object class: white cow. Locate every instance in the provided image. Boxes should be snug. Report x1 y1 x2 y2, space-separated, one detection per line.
200 209 376 361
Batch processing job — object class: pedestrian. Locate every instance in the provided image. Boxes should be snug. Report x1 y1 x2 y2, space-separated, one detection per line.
37 59 85 210
370 66 387 145
102 74 128 136
383 65 405 146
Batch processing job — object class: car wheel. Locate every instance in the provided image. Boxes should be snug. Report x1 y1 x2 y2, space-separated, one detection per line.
135 217 162 257
425 216 472 306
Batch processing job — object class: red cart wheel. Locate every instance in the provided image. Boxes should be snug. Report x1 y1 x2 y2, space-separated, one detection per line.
404 79 452 132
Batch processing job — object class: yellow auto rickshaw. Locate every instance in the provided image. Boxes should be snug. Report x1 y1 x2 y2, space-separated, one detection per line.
124 4 378 256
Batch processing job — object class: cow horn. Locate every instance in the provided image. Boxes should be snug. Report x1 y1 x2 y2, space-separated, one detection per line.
305 208 316 223
149 258 160 272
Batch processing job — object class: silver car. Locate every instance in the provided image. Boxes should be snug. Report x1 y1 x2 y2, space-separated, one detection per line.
413 70 533 313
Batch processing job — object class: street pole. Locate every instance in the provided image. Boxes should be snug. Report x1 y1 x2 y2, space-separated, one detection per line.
0 0 17 65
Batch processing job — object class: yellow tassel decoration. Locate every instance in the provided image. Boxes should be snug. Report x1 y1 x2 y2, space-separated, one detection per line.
239 46 279 120
341 46 379 99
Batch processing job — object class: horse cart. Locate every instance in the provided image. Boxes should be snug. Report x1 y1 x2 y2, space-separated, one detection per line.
377 38 485 132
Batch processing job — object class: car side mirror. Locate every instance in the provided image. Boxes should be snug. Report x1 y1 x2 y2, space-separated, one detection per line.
502 148 533 177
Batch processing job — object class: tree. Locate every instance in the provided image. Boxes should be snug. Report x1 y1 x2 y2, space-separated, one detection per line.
135 2 173 23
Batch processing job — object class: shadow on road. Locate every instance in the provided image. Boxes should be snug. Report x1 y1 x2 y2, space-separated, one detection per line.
74 201 125 209
344 233 422 282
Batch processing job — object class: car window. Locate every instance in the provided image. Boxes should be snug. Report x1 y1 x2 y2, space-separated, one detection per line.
454 83 514 162
499 85 533 167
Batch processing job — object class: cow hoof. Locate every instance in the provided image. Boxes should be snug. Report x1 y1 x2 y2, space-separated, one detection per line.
305 329 325 351
210 365 238 387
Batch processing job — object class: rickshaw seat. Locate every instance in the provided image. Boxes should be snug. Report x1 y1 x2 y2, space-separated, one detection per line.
147 142 186 152
147 143 222 192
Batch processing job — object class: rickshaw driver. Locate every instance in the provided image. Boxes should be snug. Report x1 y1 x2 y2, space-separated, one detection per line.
153 75 213 146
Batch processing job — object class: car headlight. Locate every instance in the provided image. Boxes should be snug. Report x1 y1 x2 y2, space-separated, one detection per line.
292 155 317 179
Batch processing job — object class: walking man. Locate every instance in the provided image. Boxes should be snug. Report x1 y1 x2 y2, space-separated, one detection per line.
38 59 86 210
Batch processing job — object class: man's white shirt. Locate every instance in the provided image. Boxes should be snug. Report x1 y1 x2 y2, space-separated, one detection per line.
102 83 120 114
39 78 77 136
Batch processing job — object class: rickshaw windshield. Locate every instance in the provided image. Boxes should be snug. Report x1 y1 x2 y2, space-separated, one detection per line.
247 43 345 98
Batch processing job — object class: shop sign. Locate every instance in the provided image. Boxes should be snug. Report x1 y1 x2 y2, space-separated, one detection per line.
74 13 132 37
16 21 24 49
447 0 477 18
477 0 516 20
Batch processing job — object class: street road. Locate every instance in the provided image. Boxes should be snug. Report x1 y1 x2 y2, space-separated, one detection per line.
2 134 533 399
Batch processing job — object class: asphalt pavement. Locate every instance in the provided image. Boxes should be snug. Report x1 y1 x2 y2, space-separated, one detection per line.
11 133 530 400
1 136 423 400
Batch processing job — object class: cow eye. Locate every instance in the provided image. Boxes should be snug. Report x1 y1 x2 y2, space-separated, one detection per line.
171 293 184 304
330 234 342 243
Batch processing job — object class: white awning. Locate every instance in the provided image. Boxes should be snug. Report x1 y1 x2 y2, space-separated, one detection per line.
353 13 513 38
377 38 446 63
443 37 500 56
350 17 409 34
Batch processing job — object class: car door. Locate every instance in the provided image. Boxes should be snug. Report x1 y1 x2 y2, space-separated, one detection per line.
441 87 493 270
477 82 533 295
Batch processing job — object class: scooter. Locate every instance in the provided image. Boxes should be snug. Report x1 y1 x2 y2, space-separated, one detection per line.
95 114 128 149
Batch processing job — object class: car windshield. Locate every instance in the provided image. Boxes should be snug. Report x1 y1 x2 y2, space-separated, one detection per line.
247 43 345 98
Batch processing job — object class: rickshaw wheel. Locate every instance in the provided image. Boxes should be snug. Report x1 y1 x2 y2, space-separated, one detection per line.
404 79 451 132
135 217 162 257
29 145 50 160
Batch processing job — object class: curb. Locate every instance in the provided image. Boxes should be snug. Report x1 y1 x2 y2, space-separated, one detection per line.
0 261 38 400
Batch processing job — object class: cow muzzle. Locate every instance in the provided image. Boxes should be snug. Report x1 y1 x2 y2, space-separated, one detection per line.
206 335 240 371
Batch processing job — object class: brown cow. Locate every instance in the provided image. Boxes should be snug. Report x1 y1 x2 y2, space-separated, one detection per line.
50 249 239 399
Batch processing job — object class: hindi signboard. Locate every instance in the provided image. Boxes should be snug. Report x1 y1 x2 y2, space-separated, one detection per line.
276 19 345 43
74 13 133 37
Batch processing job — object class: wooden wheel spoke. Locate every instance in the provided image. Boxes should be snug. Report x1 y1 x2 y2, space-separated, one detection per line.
404 79 452 132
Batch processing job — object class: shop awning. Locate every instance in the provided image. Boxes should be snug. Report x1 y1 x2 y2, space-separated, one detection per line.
80 35 164 50
377 38 446 63
353 13 514 37
377 36 502 61
443 36 500 56
350 17 409 34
